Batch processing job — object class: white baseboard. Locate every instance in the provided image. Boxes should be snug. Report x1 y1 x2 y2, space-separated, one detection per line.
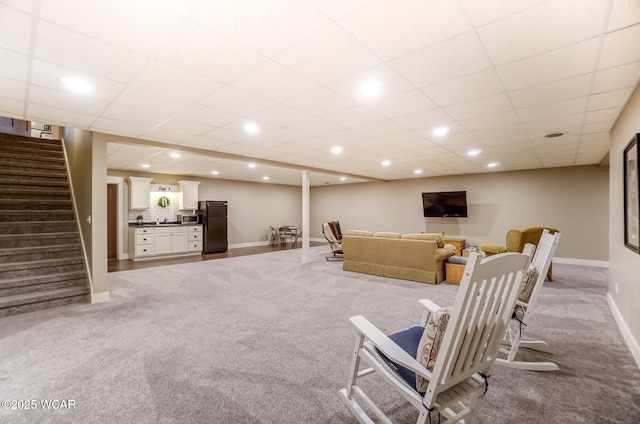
607 293 640 370
554 257 609 268
91 291 110 304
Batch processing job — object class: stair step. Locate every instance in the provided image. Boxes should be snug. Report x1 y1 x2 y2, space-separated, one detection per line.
0 221 78 234
0 271 87 296
0 178 70 192
0 158 67 172
0 187 71 200
0 168 68 180
0 151 65 165
0 232 80 249
0 210 75 222
0 244 82 264
0 143 64 159
0 257 85 279
0 287 90 318
0 199 73 210
0 134 62 150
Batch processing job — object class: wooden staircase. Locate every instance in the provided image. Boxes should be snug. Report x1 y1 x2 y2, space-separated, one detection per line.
0 133 90 317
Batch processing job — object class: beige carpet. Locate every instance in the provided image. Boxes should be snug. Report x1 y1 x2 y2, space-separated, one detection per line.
1 246 638 423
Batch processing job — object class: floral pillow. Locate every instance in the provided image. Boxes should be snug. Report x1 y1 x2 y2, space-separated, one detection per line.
416 307 451 392
514 264 539 320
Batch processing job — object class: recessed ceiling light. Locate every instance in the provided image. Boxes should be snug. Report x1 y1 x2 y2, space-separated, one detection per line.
61 77 91 94
331 145 343 154
211 170 219 175
140 163 150 169
432 126 450 137
487 162 500 168
467 149 482 157
414 169 423 175
381 159 391 167
360 80 383 98
340 176 347 181
169 152 181 159
248 163 256 169
244 122 260 134
262 176 269 181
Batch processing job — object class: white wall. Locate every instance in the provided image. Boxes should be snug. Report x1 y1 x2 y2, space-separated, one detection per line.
311 165 609 262
609 84 640 366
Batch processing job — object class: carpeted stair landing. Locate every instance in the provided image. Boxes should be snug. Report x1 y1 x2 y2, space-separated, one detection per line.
0 133 90 317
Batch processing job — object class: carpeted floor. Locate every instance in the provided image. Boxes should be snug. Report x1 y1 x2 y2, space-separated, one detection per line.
1 246 638 423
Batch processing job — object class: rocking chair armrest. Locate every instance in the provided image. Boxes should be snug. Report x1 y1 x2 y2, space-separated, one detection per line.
349 315 433 382
418 298 441 327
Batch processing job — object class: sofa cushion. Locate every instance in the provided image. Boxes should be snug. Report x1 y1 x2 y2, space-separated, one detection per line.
343 229 373 237
401 233 445 248
373 232 402 239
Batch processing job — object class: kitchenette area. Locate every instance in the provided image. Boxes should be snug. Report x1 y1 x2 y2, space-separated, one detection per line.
126 177 227 262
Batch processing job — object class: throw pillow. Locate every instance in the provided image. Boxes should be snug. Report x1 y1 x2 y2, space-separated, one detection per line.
416 307 452 392
514 264 539 320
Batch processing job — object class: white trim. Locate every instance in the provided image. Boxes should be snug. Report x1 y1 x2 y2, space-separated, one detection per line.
107 175 125 260
553 257 608 268
91 291 110 304
607 293 640 370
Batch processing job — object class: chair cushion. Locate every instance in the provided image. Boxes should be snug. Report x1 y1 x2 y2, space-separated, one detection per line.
416 307 452 392
518 264 539 304
381 325 424 391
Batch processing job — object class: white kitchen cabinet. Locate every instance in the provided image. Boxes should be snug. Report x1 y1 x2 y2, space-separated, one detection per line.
129 225 202 261
128 176 153 210
178 180 200 210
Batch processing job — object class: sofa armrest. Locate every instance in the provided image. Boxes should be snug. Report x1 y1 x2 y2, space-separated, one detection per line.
481 243 508 256
436 247 454 261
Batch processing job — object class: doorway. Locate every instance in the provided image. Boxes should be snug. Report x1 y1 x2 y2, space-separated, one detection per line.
107 183 118 261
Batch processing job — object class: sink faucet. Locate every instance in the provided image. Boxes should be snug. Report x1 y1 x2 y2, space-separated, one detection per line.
163 217 168 223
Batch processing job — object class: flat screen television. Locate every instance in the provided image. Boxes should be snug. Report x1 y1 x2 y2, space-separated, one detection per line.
422 191 468 218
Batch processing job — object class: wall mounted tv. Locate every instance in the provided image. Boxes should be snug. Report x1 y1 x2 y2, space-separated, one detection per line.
422 191 468 218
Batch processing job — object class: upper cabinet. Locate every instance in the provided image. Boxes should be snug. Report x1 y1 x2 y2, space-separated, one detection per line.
178 180 200 210
128 176 153 210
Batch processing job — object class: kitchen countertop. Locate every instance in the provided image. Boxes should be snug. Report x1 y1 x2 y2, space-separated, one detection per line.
128 222 202 228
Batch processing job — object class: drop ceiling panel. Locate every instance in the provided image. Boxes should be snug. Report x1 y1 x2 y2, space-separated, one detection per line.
0 5 30 53
421 69 504 106
0 78 25 101
0 49 28 81
198 86 275 116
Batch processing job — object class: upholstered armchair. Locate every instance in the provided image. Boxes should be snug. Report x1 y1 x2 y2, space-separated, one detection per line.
481 226 560 281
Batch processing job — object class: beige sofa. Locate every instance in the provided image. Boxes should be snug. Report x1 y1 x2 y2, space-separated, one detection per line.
341 230 456 284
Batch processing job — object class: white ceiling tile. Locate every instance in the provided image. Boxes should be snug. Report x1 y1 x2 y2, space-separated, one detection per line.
392 108 455 130
39 0 181 56
289 117 345 136
472 123 525 139
518 97 588 122
273 25 380 85
283 87 357 117
588 88 634 111
592 62 640 93
461 0 545 27
190 0 330 57
179 136 232 151
580 132 609 143
91 117 151 137
328 63 414 103
230 60 319 103
26 103 96 128
309 0 372 20
155 22 265 84
0 4 30 53
30 60 124 103
445 94 513 121
173 104 239 128
509 74 591 109
131 61 222 102
154 119 215 137
367 90 436 118
522 116 584 134
421 69 504 106
34 21 147 82
0 49 28 80
198 86 275 116
0 77 25 101
582 121 613 134
0 97 24 117
339 0 470 60
497 38 599 90
323 105 384 128
28 85 108 116
598 24 640 69
250 105 312 128
114 86 190 117
461 111 521 131
607 1 640 31
389 31 491 88
352 119 407 138
477 0 607 65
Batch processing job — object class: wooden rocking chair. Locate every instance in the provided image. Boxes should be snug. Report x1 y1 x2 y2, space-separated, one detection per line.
322 221 343 261
339 251 531 423
496 229 562 371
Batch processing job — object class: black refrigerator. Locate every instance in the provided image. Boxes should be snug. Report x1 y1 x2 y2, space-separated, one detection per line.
198 200 228 253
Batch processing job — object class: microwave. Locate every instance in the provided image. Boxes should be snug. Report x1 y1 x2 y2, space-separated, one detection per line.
177 214 200 223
